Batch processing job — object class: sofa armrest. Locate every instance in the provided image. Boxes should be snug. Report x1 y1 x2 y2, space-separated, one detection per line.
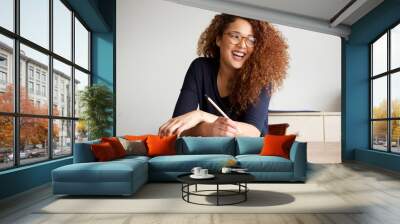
73 140 100 163
289 141 307 181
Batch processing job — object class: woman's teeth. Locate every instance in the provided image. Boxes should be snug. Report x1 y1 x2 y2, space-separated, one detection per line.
232 51 245 61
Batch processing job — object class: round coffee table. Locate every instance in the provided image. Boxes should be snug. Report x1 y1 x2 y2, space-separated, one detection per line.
177 173 255 206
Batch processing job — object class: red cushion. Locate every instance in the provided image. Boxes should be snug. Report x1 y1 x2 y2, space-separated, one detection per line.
146 135 177 157
124 134 155 141
259 134 296 159
91 142 118 161
101 137 126 158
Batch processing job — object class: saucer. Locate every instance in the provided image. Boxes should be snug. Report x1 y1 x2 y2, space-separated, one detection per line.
190 174 215 179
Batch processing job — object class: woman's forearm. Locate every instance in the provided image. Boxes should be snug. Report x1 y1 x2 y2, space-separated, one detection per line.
181 110 261 137
234 122 261 137
180 121 210 137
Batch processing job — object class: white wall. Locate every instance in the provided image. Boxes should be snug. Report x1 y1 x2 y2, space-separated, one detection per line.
116 0 341 135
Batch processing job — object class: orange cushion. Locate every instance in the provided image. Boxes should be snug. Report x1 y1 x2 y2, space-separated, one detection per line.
259 134 296 159
146 135 177 157
124 134 155 141
101 137 127 158
91 142 118 161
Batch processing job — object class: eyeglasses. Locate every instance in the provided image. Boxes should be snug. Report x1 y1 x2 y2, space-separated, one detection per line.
224 31 256 48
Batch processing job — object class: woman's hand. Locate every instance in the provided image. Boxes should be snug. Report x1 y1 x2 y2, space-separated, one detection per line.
204 117 239 137
158 110 204 137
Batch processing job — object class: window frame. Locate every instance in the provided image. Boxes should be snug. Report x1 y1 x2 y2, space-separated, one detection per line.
0 0 92 171
370 20 400 154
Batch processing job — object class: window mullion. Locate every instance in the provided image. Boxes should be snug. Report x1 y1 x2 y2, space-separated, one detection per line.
49 0 54 160
71 10 76 155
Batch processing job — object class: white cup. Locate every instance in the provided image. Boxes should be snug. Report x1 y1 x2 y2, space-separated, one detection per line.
200 169 208 176
191 167 202 176
221 167 232 174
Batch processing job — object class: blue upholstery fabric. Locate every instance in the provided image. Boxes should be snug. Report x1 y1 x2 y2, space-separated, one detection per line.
149 154 235 172
52 158 148 195
53 137 307 196
177 137 236 155
290 142 307 181
73 140 100 163
236 155 293 172
235 137 263 155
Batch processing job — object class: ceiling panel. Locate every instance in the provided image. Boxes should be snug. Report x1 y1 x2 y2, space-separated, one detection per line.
224 0 352 21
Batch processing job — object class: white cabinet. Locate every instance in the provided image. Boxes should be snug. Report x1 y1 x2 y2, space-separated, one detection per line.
269 112 341 163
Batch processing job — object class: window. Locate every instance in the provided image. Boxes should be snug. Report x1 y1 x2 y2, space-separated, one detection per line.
28 67 34 80
0 0 13 32
42 85 46 97
0 0 91 170
28 82 34 94
0 54 8 89
371 23 400 154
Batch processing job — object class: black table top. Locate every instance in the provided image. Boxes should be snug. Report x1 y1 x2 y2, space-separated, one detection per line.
177 172 255 185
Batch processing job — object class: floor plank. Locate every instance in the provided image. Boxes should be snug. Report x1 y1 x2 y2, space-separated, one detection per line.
1 162 400 224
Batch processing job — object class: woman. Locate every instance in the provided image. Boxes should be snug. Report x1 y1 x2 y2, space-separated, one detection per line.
159 14 288 137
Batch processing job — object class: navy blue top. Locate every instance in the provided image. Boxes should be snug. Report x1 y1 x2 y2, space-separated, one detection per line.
172 57 270 136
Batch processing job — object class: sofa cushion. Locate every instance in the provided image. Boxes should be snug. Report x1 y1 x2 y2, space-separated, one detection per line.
91 142 118 161
146 135 177 157
235 137 263 155
260 135 296 159
53 158 148 183
177 137 235 155
236 155 293 172
148 154 235 172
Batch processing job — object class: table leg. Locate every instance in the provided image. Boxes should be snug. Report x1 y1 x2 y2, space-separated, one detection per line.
195 184 197 192
245 183 247 201
217 184 219 206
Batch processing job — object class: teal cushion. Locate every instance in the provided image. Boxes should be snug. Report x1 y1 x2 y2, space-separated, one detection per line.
53 159 147 183
236 155 293 172
149 154 235 172
235 137 264 155
177 137 236 155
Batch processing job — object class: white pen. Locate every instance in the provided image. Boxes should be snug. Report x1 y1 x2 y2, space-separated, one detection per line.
204 94 230 119
205 94 240 133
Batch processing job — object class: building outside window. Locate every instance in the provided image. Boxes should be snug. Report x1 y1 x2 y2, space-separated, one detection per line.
370 23 400 154
0 0 91 171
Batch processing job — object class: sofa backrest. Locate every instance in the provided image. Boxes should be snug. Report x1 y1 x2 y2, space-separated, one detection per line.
235 137 264 155
176 137 236 155
73 139 100 163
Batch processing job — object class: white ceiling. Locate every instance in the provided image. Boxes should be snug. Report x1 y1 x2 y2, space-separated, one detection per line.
166 0 384 38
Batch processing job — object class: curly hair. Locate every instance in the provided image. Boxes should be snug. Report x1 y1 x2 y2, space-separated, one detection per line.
197 14 289 114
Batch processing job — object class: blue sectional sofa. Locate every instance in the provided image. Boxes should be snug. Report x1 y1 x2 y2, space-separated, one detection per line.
52 137 307 196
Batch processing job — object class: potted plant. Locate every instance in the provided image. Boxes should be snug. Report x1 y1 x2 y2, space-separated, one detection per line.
79 84 113 140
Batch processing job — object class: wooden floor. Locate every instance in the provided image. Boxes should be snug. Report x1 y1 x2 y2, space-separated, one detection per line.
1 162 400 224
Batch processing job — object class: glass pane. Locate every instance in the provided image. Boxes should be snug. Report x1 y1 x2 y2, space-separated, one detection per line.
74 17 89 70
0 35 14 112
0 0 13 31
391 24 400 70
0 116 13 170
53 0 72 60
53 119 72 157
74 69 89 118
392 72 400 118
75 120 88 143
20 117 49 165
372 77 387 119
20 0 49 49
391 120 400 153
20 44 49 115
372 33 387 76
372 121 388 151
53 59 72 117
